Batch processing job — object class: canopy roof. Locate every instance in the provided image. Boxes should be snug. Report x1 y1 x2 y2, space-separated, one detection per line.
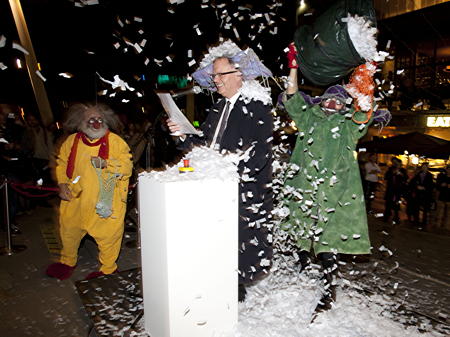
358 132 450 159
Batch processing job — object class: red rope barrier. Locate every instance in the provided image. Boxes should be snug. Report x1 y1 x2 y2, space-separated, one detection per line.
8 181 136 198
9 183 59 198
10 182 59 192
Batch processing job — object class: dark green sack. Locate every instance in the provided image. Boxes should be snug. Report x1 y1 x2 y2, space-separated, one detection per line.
294 0 377 86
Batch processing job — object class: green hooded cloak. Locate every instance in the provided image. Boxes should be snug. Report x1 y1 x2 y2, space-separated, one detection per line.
283 92 372 255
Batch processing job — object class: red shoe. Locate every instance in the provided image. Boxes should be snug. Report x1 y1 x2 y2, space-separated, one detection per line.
46 263 76 280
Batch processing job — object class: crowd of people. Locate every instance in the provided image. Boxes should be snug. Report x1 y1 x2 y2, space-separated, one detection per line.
0 105 56 233
361 154 450 231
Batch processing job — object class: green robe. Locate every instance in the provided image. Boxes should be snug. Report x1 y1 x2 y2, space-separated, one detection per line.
283 92 371 255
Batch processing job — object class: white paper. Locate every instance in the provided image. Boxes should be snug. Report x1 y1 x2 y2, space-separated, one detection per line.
156 93 201 136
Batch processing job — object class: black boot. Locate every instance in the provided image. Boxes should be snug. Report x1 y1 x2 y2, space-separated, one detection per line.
314 253 338 314
315 270 336 312
238 283 247 302
298 250 311 273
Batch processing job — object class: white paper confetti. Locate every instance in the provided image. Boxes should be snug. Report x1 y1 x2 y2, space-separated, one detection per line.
35 70 46 82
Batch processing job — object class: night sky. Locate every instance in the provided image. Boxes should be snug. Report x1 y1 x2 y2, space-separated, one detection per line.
0 0 300 119
1 0 449 121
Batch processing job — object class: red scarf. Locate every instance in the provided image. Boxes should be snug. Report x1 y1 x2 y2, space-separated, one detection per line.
66 130 110 179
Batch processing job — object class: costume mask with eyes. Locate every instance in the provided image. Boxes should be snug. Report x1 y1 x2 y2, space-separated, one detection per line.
81 115 109 140
319 85 351 116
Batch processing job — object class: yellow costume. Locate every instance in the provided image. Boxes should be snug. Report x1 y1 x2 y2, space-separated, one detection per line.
55 132 132 274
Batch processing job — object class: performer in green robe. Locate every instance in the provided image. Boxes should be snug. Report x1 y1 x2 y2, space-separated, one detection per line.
283 88 371 257
282 44 373 312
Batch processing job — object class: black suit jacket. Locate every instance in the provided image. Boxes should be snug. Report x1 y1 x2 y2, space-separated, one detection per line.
179 95 273 283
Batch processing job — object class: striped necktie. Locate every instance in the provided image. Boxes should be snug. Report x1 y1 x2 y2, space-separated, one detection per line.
215 100 231 146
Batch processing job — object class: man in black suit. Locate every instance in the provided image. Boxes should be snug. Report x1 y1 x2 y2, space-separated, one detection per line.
168 56 273 301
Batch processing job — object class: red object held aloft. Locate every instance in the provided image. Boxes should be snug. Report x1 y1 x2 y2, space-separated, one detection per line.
287 42 299 69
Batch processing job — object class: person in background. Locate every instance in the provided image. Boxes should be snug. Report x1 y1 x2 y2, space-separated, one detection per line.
364 153 381 213
124 121 152 168
383 157 408 224
23 114 55 184
46 103 132 280
0 106 30 233
408 162 434 227
434 165 449 230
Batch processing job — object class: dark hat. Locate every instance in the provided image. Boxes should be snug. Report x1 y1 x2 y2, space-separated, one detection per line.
321 85 351 102
296 85 351 107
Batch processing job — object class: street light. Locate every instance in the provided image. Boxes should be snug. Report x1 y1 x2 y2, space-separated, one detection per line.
296 0 308 25
299 0 307 12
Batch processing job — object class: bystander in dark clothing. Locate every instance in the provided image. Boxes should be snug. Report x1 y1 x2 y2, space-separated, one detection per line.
23 114 55 184
408 163 434 226
383 158 407 224
434 166 450 230
0 109 31 231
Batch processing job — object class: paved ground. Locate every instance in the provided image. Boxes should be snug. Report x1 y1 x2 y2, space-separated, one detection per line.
0 195 449 337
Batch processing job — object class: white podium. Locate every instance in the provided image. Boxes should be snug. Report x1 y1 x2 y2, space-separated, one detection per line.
138 176 238 337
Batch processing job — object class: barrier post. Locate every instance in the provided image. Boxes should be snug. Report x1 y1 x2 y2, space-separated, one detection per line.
125 183 141 250
0 177 27 256
135 183 141 250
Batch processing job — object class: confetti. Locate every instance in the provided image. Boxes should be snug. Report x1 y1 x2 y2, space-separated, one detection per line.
35 70 46 82
12 42 29 55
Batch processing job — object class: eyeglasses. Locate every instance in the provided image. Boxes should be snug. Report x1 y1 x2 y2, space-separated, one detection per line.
210 70 239 79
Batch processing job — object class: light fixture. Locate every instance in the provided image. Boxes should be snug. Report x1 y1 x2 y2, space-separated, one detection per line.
16 58 22 68
297 0 308 16
299 0 307 11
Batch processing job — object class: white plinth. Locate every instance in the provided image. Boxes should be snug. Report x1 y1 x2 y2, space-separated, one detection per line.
138 176 238 337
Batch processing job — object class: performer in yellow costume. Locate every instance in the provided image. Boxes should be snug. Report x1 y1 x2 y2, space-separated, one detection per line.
46 103 132 280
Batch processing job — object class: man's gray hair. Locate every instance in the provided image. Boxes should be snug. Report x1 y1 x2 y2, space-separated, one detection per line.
215 56 241 71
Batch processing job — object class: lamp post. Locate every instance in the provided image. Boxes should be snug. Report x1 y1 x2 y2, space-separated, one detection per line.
8 0 53 126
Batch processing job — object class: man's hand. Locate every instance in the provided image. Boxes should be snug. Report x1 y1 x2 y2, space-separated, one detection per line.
58 183 72 201
91 156 107 169
167 119 185 138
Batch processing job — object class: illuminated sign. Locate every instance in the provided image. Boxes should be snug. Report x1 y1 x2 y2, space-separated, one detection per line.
157 75 188 88
427 116 450 127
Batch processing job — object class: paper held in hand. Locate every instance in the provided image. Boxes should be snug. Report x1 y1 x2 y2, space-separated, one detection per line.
156 92 202 136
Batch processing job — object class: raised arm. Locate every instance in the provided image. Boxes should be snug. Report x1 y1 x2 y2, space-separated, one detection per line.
286 42 299 95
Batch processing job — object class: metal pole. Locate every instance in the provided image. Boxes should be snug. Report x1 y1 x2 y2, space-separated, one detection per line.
145 141 152 170
0 177 27 256
3 178 12 255
125 183 141 250
136 183 141 250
